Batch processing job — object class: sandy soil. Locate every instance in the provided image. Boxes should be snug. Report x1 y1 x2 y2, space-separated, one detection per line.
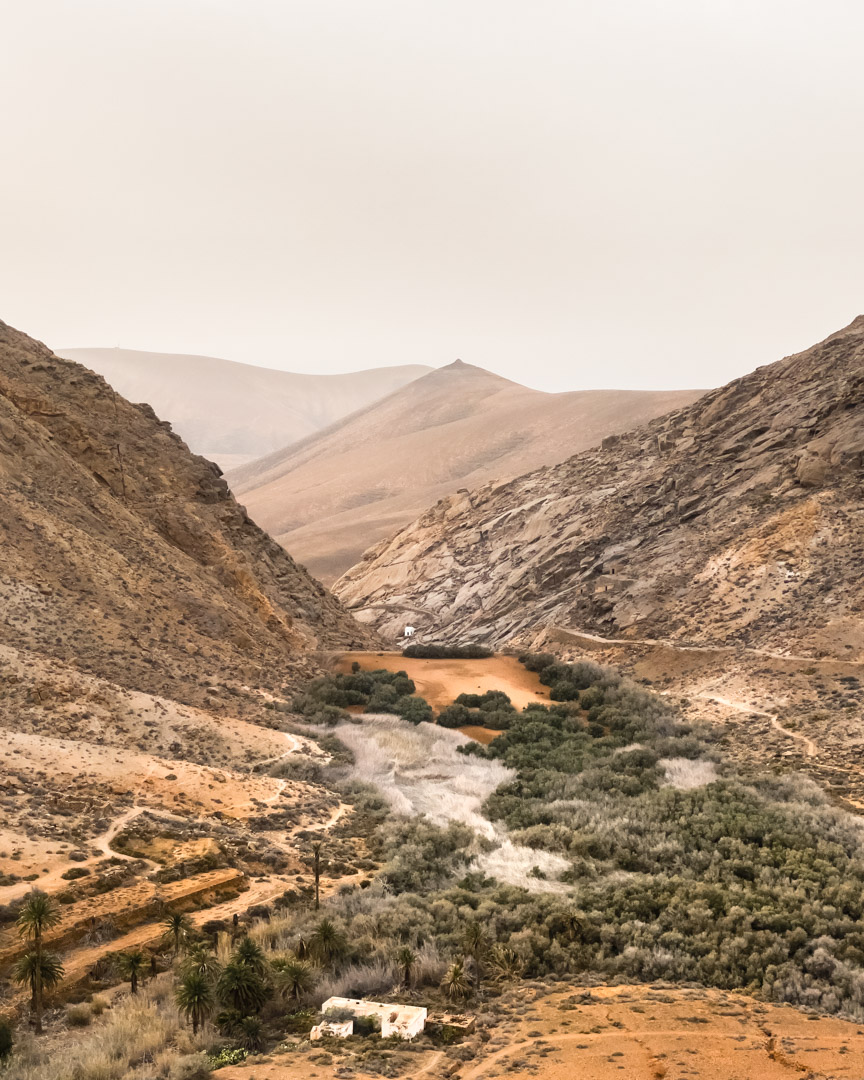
217 984 864 1080
457 725 501 744
334 652 550 712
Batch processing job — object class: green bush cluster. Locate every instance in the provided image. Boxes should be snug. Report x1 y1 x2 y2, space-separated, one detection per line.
293 669 434 725
402 643 493 659
439 690 517 730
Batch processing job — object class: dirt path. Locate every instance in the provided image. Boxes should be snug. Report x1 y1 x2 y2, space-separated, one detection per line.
556 626 862 667
695 692 819 758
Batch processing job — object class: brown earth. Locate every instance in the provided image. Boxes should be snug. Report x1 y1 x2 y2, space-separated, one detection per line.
216 983 864 1080
230 360 703 583
331 652 550 712
59 347 430 468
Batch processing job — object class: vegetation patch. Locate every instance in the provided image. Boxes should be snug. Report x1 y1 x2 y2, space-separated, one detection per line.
293 667 434 725
402 643 493 659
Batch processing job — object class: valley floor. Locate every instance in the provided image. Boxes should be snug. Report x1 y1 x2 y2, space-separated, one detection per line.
217 983 864 1080
331 651 551 712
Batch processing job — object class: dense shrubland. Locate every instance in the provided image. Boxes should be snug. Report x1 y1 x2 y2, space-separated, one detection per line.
283 652 864 1022
8 651 864 1073
292 667 434 725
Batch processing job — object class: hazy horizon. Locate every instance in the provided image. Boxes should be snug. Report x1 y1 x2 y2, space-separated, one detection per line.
3 0 863 393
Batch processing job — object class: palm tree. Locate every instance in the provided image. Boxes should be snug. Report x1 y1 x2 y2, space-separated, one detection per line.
233 936 267 975
237 1015 263 1052
176 970 213 1036
309 919 347 967
162 912 192 958
272 957 313 1006
217 958 269 1015
16 893 61 947
461 922 489 994
488 944 523 982
15 893 62 1034
396 946 416 988
182 941 221 981
312 841 322 911
118 949 147 994
440 959 471 1002
14 952 64 1034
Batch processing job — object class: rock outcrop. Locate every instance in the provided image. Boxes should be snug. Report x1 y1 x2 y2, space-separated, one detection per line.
335 318 864 661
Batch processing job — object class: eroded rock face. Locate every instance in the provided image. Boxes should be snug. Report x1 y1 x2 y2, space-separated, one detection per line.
335 317 864 661
0 320 375 711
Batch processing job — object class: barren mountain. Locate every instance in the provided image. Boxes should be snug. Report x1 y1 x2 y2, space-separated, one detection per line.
336 318 864 661
0 318 377 952
0 322 371 705
58 347 430 468
229 360 703 583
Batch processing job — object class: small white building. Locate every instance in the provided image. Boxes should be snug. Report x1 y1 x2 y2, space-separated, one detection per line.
404 625 416 639
317 997 427 1040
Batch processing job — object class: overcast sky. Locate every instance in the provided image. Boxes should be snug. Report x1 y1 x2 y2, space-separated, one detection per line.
2 0 862 392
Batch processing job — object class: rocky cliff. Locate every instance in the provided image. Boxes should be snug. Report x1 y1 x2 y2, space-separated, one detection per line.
0 320 373 712
335 318 864 661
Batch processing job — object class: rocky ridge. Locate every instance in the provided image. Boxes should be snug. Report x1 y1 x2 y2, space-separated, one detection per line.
230 359 703 583
335 318 864 661
0 319 373 713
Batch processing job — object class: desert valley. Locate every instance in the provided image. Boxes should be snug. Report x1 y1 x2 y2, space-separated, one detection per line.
0 311 863 1080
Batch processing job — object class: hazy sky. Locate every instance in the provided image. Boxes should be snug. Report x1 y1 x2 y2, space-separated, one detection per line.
2 0 862 392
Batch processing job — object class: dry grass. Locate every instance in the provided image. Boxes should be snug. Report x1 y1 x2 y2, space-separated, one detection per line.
4 982 209 1080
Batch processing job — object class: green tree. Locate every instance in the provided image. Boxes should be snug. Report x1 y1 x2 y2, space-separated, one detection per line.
461 922 489 993
488 944 523 981
233 936 267 975
118 949 147 994
14 952 65 1034
15 893 62 1034
16 893 61 946
440 959 471 1001
217 959 269 1015
309 919 347 967
162 911 192 958
396 946 416 988
272 957 314 1006
237 1015 263 1052
182 941 222 981
176 970 214 1036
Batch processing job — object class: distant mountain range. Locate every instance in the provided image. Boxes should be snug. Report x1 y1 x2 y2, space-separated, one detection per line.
58 347 431 469
229 360 704 584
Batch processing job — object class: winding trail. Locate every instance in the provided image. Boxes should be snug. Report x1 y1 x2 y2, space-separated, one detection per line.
555 626 862 667
694 692 819 758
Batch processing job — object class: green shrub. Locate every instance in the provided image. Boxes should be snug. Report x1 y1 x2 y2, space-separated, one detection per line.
402 643 492 659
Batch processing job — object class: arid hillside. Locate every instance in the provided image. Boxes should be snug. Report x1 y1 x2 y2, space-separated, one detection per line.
336 318 864 660
0 319 377 992
229 360 703 583
59 347 431 468
0 321 373 710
